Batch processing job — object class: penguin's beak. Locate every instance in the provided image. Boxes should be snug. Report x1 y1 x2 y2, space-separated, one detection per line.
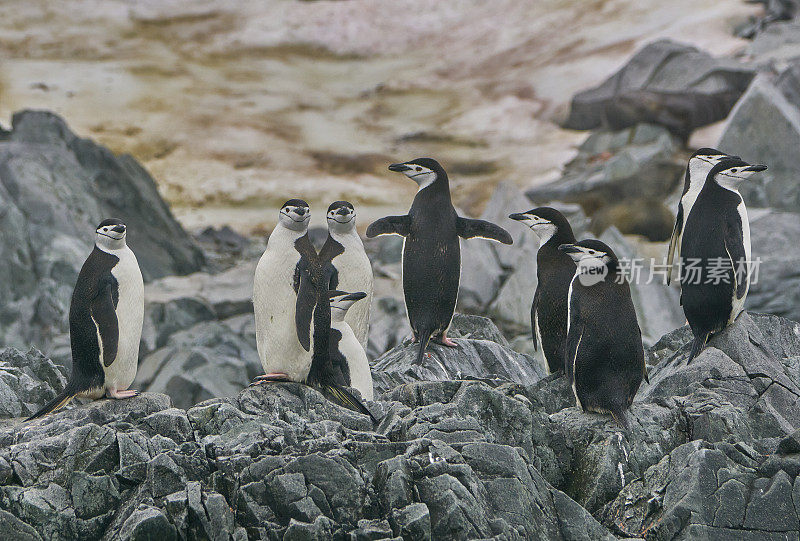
336 207 351 216
745 164 767 172
342 292 367 302
112 225 126 233
508 213 528 221
558 244 580 255
388 163 411 172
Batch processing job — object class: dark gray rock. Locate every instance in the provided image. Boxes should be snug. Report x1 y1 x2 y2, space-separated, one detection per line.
367 296 410 361
0 347 67 419
526 124 683 219
371 315 546 394
5 311 800 540
134 319 261 409
746 208 800 322
0 110 204 351
564 39 755 138
718 74 800 211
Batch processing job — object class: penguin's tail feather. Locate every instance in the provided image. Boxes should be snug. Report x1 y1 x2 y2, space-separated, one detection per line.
26 382 80 421
318 383 378 424
611 408 630 431
687 332 710 364
415 329 433 366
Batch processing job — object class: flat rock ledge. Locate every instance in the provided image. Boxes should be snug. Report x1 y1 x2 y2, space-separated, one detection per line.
0 311 799 540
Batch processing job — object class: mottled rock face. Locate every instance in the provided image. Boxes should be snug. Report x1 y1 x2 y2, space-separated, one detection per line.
718 74 800 212
0 110 204 351
563 39 755 138
2 310 800 540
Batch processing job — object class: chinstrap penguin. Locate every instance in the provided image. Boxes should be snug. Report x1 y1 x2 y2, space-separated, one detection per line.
293 236 374 420
667 148 737 286
366 158 513 366
509 207 577 374
326 201 373 349
28 219 144 420
680 158 766 362
559 240 647 429
328 290 374 401
253 199 314 383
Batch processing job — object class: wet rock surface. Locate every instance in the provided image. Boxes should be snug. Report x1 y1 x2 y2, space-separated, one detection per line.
2 311 800 540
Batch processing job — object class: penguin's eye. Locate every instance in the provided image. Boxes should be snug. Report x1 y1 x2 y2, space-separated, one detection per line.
415 166 422 172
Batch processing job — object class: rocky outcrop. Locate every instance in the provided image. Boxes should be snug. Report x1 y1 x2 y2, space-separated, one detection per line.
718 74 800 212
371 314 547 394
3 310 800 540
563 40 755 139
525 124 682 241
746 208 800 323
0 110 204 351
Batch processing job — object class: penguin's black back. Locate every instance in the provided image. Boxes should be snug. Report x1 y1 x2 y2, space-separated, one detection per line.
570 268 645 416
69 247 119 390
403 187 460 339
533 211 577 373
680 180 740 337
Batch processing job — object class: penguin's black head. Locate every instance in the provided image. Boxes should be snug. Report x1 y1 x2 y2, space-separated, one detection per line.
687 148 739 182
327 201 356 229
709 158 767 190
95 218 127 242
279 199 311 231
558 239 617 265
329 290 367 314
509 207 572 244
388 158 446 191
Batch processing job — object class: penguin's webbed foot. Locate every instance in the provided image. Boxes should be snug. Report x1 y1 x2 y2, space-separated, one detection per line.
432 333 458 348
251 373 292 385
107 388 139 399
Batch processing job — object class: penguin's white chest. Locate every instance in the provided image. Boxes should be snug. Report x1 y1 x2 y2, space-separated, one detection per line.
730 200 751 323
104 247 144 389
334 320 373 401
332 234 373 347
253 237 311 381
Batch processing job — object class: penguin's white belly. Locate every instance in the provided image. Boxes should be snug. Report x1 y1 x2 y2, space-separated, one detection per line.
729 201 751 324
334 250 373 348
335 322 373 401
533 307 548 374
253 249 312 381
104 249 144 390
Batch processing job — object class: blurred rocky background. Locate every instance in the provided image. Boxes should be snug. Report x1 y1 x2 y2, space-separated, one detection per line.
3 0 800 539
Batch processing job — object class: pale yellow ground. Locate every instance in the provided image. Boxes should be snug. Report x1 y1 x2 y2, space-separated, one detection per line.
0 0 760 234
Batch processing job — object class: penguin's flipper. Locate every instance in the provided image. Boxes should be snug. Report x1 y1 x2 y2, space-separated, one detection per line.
724 212 748 299
666 205 683 286
366 215 411 238
91 274 119 367
295 271 315 352
456 217 513 244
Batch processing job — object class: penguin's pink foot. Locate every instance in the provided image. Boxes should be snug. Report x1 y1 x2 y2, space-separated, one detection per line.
432 334 458 348
251 373 292 385
107 388 139 399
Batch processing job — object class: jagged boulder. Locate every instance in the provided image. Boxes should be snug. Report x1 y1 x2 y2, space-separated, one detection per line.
563 39 755 138
746 208 800 325
371 314 547 394
524 124 683 241
0 110 204 351
718 74 800 212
